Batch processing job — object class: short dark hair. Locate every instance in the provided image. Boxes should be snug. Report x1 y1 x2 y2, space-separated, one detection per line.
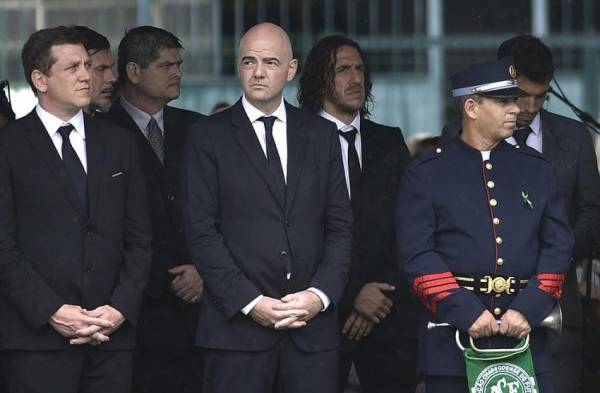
497 34 554 84
73 25 110 55
21 26 86 93
298 35 373 117
117 26 183 86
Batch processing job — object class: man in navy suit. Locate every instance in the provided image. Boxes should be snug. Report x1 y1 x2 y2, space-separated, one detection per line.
441 35 600 393
183 23 352 393
397 58 573 393
0 26 151 393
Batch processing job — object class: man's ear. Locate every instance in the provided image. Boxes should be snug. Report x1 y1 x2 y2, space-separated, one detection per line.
31 70 48 94
286 58 298 82
125 62 141 85
463 97 479 120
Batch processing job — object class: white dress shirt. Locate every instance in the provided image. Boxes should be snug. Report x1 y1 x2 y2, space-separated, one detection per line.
120 96 165 137
36 105 88 173
505 113 543 153
239 96 330 314
242 95 288 183
319 111 362 199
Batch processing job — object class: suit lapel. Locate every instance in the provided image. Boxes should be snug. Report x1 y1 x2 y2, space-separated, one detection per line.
285 104 308 214
231 100 286 210
110 101 164 173
360 121 378 179
23 111 87 217
84 115 106 223
163 106 182 170
540 110 560 162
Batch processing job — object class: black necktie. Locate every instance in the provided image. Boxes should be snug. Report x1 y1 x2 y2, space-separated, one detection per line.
259 116 286 188
339 127 361 219
58 124 88 214
513 127 532 147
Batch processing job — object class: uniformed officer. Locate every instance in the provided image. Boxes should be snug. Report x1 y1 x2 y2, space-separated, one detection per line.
395 58 573 393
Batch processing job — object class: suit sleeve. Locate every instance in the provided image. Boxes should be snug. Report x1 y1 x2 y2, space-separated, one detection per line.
308 123 353 307
182 121 262 319
109 133 152 326
0 140 64 329
571 127 600 260
396 163 486 332
509 165 574 327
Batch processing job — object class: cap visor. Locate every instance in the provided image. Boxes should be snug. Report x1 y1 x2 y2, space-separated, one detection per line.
478 86 528 98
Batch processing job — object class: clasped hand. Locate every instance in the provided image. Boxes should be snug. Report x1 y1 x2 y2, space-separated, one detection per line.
468 309 531 340
249 290 323 330
49 304 125 346
342 282 395 341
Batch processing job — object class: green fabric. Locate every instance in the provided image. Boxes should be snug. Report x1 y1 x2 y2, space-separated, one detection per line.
463 339 539 393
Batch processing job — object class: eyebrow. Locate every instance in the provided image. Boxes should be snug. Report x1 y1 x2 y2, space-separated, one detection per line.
158 59 183 67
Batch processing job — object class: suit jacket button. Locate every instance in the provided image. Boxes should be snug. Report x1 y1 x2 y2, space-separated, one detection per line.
280 251 288 257
83 229 91 236
284 220 290 227
84 266 91 273
168 195 175 201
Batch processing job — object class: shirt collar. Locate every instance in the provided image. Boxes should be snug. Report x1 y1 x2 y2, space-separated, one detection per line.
242 95 287 124
319 110 361 134
120 96 164 131
36 104 86 140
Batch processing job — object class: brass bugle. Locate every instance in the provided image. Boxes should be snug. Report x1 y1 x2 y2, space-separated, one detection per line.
427 302 562 336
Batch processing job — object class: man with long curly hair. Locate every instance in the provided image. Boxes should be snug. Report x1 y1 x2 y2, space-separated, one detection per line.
298 35 417 393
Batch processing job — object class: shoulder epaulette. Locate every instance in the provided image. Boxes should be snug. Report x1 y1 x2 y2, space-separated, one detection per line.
512 144 550 163
412 146 444 167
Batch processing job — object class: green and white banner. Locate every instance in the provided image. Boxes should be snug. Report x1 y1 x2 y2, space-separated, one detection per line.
461 336 538 393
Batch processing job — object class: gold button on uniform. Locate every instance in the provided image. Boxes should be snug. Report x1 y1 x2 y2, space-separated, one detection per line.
489 199 497 207
485 162 493 170
494 307 502 316
493 217 500 225
497 258 504 266
496 236 503 244
487 181 495 188
436 147 442 154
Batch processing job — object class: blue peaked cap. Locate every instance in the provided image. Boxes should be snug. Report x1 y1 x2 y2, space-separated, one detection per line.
451 57 527 98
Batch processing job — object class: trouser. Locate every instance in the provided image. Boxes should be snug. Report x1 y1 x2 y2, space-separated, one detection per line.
202 335 338 393
3 347 132 393
338 336 417 393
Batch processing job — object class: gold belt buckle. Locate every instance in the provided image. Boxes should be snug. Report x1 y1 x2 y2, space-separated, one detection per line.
482 275 515 294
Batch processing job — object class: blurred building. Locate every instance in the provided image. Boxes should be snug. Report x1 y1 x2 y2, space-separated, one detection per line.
1 0 599 139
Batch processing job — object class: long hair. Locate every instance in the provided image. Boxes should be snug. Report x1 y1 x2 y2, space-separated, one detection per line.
298 35 373 117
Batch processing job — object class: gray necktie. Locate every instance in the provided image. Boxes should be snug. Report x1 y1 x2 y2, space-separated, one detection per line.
146 117 164 164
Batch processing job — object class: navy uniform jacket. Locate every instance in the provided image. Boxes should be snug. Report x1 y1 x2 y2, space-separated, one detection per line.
396 136 573 376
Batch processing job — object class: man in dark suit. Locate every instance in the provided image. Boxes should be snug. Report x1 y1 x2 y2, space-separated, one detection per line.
183 23 352 393
0 26 151 393
73 26 116 115
297 35 417 393
441 35 600 393
98 26 204 393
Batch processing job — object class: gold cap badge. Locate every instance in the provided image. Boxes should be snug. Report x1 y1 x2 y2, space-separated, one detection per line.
509 64 516 78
